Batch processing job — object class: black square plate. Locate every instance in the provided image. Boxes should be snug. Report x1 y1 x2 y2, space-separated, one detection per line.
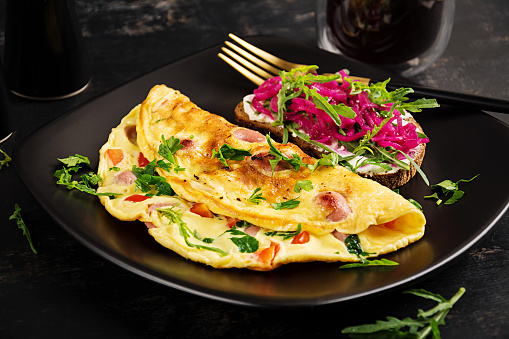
14 36 509 307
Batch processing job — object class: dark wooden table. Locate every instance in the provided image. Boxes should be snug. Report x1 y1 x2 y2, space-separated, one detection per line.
1 1 508 338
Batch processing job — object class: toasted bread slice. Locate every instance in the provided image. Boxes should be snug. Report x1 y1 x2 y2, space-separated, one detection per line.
234 101 426 189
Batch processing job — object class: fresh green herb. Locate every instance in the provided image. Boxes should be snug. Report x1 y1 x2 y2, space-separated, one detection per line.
131 159 175 196
341 287 466 338
265 134 304 174
265 223 302 240
247 187 265 205
340 258 399 269
271 67 439 177
9 204 37 254
271 197 300 210
340 234 398 269
425 175 479 205
0 148 12 170
211 143 252 167
158 135 185 172
392 188 423 211
400 151 429 186
54 155 119 198
225 227 259 253
294 180 313 193
157 206 227 256
109 166 120 172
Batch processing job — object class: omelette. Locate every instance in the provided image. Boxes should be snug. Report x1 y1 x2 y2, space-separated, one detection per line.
97 85 426 271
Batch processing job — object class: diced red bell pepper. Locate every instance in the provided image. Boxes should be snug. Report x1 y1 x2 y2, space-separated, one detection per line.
189 203 214 218
291 231 310 244
105 148 124 166
125 194 150 203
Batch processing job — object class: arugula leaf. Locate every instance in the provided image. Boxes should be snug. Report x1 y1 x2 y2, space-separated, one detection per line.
158 135 185 172
157 206 227 256
265 223 302 240
399 151 429 186
340 234 399 269
247 187 265 205
211 143 252 167
265 134 304 174
271 197 300 210
9 204 37 254
294 180 313 193
425 175 479 205
339 258 399 269
342 287 466 338
0 148 12 170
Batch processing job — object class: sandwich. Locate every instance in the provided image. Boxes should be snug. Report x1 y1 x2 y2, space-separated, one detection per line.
234 66 438 188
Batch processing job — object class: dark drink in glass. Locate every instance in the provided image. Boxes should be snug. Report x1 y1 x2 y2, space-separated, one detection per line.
317 0 455 76
3 0 90 100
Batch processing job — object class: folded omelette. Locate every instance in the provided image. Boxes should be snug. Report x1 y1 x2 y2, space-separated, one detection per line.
97 85 425 271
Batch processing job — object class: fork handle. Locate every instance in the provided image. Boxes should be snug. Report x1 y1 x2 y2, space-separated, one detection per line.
385 81 509 114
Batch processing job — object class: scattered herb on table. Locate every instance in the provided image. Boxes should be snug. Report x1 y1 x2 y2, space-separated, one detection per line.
425 174 479 205
0 148 12 170
9 204 37 254
341 287 466 338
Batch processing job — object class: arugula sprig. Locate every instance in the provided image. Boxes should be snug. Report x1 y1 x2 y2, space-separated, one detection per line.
272 67 439 179
247 187 265 205
342 287 466 338
54 154 119 198
157 205 227 256
340 234 399 269
9 204 37 254
265 223 302 240
225 226 260 253
271 197 300 210
425 175 479 205
266 134 304 174
1 148 12 170
211 143 252 167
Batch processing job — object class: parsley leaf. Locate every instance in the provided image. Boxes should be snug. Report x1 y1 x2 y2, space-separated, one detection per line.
9 204 37 254
157 206 227 256
54 154 120 198
247 187 265 205
225 226 259 253
211 143 252 167
0 148 12 170
158 135 185 172
271 197 300 210
425 175 479 205
131 160 175 196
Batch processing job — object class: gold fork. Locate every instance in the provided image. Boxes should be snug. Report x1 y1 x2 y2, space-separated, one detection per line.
217 33 370 86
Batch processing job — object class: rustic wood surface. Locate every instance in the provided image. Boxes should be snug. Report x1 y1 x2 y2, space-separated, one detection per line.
1 1 508 338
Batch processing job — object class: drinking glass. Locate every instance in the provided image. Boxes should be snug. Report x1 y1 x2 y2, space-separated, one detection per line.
316 0 455 76
3 0 90 100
